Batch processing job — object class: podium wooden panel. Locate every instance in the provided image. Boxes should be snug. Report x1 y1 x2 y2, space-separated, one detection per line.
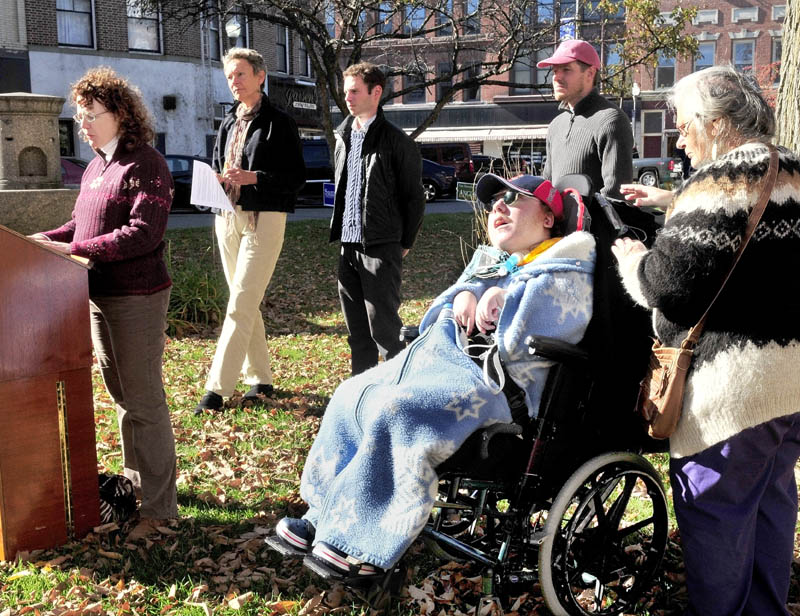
0 224 100 560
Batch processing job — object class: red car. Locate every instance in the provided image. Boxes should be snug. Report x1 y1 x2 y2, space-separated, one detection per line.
60 156 89 186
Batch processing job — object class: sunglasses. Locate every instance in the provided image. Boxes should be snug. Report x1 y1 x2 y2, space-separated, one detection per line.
485 190 524 211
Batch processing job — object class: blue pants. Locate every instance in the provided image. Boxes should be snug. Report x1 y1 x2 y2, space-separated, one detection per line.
670 413 800 616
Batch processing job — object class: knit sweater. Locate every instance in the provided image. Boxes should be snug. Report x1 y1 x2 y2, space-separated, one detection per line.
616 142 800 458
543 89 633 199
43 144 172 296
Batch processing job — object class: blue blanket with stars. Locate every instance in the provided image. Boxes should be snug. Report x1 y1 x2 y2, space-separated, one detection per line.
300 231 596 569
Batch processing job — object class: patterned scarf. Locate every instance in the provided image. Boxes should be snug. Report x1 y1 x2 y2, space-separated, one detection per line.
224 98 262 213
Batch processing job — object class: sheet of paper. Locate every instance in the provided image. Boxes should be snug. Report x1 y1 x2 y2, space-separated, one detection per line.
190 160 234 212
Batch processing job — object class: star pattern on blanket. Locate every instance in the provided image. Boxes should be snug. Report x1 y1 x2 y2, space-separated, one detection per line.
507 359 548 386
301 445 339 508
541 274 593 324
443 390 488 421
327 496 358 534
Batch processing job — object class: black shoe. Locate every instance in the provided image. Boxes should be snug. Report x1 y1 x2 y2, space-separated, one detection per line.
193 391 222 416
274 517 315 552
242 384 274 406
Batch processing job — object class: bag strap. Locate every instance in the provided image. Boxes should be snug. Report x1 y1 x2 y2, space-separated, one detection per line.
682 144 779 349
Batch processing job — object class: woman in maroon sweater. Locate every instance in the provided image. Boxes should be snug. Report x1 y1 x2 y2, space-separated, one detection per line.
31 67 177 540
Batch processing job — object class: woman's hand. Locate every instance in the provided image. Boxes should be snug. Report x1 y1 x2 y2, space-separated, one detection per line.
453 290 477 334
611 237 647 263
27 233 48 241
35 239 72 254
619 184 673 208
222 167 258 186
476 287 507 333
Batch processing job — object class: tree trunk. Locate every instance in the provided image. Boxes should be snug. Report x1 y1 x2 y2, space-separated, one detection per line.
776 2 800 151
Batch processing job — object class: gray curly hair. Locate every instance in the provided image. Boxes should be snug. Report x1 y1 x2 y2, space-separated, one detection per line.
667 65 774 161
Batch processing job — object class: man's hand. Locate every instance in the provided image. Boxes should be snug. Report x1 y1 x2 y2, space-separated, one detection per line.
453 290 477 335
402 248 410 258
476 287 507 333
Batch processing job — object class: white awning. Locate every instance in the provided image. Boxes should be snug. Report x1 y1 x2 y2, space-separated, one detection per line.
409 126 548 143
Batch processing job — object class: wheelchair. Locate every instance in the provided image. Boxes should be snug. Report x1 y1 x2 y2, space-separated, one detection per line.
268 175 669 615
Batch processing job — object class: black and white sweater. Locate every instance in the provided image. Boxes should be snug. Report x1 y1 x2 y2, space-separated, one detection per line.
617 142 800 458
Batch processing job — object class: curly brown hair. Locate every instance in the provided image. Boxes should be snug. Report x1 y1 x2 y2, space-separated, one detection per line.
71 66 155 152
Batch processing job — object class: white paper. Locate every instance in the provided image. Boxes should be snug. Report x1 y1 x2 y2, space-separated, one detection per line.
190 160 234 212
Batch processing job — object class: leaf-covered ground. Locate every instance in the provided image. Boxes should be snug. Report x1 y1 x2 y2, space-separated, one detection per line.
1 214 798 615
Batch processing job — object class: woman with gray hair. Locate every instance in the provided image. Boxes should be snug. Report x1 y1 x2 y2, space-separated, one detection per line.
193 47 305 415
613 65 800 615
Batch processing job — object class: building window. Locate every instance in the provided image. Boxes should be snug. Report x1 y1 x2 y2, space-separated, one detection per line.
658 11 676 26
436 63 453 101
205 7 221 60
435 0 453 36
299 37 312 77
325 5 336 37
655 52 675 88
57 0 94 47
732 39 755 73
694 41 714 72
463 63 480 101
464 0 480 34
511 56 533 95
772 5 786 20
732 7 758 23
403 73 426 104
772 37 782 83
693 9 718 25
404 4 426 35
225 13 247 49
378 1 394 34
127 0 161 53
379 65 395 104
276 25 289 73
537 0 556 23
586 0 622 23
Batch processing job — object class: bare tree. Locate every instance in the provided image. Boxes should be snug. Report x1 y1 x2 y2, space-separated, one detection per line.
137 0 696 146
776 1 799 152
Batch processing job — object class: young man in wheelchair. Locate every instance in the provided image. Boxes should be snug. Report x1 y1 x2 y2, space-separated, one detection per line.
269 174 596 578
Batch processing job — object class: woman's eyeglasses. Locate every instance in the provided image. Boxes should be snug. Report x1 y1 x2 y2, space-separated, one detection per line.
676 117 695 138
73 110 110 124
485 190 521 211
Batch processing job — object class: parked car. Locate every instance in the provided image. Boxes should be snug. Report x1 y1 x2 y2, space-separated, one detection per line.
164 154 212 212
418 142 475 183
632 156 683 187
422 158 456 202
472 154 504 177
299 138 334 204
60 156 89 186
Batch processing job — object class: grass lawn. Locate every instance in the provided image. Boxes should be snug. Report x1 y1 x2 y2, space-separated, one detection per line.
0 213 797 615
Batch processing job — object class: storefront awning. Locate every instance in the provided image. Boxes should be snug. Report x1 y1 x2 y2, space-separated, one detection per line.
409 126 549 143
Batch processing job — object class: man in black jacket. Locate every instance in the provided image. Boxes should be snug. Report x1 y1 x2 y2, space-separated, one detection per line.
330 62 425 375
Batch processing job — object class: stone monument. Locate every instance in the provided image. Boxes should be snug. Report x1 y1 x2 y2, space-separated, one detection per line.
0 92 79 234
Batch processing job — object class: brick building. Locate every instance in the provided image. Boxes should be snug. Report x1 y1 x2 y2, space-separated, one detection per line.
3 0 320 161
632 0 785 159
1 0 788 168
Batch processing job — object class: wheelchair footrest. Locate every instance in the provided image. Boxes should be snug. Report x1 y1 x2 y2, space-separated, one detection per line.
264 534 308 558
302 554 386 587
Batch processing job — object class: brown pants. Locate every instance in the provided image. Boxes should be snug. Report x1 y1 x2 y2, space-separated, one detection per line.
90 288 177 519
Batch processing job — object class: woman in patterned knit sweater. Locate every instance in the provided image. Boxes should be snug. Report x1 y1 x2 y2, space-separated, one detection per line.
613 66 800 616
30 67 177 541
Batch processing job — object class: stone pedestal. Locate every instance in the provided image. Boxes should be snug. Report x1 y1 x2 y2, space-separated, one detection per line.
0 93 65 190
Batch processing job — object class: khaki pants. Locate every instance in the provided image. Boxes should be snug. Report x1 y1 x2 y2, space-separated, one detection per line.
90 288 177 519
205 208 286 397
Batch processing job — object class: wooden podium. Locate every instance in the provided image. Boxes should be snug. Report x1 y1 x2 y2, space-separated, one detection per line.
0 224 100 560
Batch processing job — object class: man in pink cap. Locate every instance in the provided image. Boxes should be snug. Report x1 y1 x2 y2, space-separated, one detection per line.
537 39 632 200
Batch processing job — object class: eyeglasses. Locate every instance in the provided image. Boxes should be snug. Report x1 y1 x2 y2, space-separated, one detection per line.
486 190 523 212
73 110 111 124
676 116 695 138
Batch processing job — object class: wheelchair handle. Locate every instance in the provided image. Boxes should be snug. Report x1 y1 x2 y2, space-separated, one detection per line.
525 335 589 364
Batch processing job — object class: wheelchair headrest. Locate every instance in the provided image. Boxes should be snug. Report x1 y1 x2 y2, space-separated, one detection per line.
554 174 594 234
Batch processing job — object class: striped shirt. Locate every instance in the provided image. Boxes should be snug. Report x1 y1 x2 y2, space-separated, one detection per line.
341 115 376 244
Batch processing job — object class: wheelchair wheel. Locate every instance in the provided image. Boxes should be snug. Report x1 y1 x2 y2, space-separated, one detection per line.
538 452 668 616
